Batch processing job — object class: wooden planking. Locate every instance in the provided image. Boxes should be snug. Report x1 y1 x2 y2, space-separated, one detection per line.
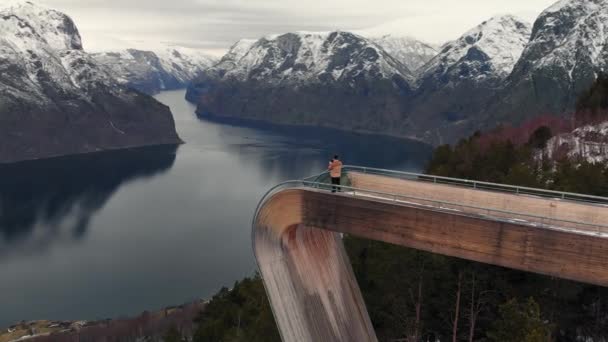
349 172 608 233
253 174 608 342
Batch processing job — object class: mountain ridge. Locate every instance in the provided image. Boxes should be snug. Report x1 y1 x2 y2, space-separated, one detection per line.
488 0 608 127
186 31 419 137
0 0 182 163
187 15 534 144
93 47 217 95
369 35 439 73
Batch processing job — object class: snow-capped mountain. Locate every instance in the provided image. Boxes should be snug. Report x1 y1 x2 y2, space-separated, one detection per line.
418 15 531 89
493 0 608 122
184 0 608 145
217 39 257 70
370 35 438 73
187 31 417 136
406 15 532 143
205 31 414 85
93 47 216 95
0 0 181 163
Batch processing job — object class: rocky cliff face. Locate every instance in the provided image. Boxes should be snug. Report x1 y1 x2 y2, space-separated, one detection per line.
187 31 417 136
93 47 216 95
0 0 182 163
490 0 608 125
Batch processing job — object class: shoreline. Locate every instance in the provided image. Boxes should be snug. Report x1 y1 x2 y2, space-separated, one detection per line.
0 300 206 342
0 143 182 167
193 108 434 149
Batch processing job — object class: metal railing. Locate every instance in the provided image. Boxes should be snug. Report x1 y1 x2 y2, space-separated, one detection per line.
253 166 608 239
253 181 608 239
344 165 608 205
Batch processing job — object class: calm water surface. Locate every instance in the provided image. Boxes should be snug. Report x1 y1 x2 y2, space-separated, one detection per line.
0 90 432 326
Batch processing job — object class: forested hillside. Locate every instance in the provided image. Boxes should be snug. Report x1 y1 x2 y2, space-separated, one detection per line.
187 78 608 341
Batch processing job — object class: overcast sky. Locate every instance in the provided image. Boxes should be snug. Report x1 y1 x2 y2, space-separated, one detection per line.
41 0 558 56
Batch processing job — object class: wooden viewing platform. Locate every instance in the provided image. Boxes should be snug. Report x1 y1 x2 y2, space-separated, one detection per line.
252 166 608 342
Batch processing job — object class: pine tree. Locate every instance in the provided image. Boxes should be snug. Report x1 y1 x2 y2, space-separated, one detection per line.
487 298 552 342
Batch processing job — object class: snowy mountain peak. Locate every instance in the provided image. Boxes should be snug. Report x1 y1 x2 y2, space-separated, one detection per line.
213 30 414 86
497 0 608 118
370 35 439 72
0 0 82 51
420 15 531 84
93 46 217 94
0 1 181 162
541 0 602 16
220 38 257 66
527 0 607 55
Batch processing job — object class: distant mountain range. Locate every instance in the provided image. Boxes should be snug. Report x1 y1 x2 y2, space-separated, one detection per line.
0 0 182 163
93 47 216 95
369 35 438 73
1 0 606 163
186 31 417 135
188 0 608 145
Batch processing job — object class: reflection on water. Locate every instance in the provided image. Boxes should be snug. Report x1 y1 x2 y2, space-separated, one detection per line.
215 124 432 181
0 89 432 327
0 146 177 245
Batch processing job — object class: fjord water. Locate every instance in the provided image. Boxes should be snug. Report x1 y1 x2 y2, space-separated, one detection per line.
0 90 432 327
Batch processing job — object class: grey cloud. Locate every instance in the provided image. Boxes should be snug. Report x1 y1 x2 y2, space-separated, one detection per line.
42 0 558 54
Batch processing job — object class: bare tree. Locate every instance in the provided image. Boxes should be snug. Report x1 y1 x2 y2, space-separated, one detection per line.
410 269 424 342
466 271 493 342
452 271 463 342
393 262 425 342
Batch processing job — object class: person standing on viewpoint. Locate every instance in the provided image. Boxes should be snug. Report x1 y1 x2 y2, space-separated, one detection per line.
328 155 343 193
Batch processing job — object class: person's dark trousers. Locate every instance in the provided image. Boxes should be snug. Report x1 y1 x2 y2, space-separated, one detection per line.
331 177 341 193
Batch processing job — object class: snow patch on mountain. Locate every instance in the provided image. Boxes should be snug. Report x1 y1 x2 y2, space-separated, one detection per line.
518 0 608 81
0 0 81 51
0 0 119 105
93 46 216 94
493 0 608 120
419 15 531 86
370 35 438 72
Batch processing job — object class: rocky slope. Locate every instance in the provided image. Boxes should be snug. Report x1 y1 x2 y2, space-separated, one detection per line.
93 47 216 95
491 0 608 124
0 0 181 163
187 31 416 136
409 15 531 143
543 121 608 163
370 35 438 73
